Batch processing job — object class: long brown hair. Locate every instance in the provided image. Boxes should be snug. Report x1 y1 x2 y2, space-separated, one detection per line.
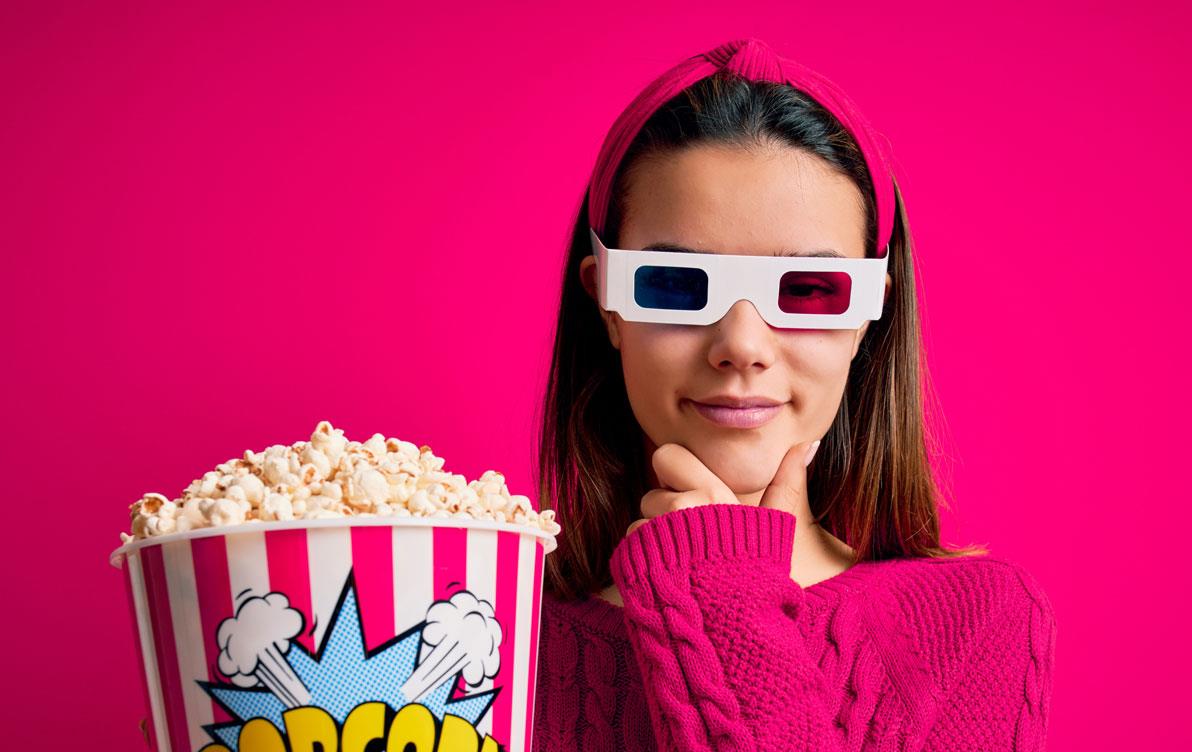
535 70 987 602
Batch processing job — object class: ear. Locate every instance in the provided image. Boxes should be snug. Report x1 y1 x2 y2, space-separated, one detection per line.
851 272 891 360
579 255 622 350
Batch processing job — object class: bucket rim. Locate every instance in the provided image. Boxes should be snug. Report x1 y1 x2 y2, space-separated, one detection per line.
109 514 557 568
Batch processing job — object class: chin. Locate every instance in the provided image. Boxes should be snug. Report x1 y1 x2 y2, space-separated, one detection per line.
690 441 777 492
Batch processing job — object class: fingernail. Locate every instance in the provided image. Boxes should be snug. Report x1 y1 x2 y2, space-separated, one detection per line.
804 440 821 468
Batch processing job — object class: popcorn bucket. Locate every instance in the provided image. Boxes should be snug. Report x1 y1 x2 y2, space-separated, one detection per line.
111 517 555 752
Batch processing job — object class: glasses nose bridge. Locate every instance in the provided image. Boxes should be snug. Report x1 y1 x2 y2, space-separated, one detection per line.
714 296 769 327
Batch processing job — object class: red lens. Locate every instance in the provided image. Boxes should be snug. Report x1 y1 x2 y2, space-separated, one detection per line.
777 271 852 315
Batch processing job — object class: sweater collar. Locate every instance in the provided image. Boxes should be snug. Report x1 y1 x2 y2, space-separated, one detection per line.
545 558 888 639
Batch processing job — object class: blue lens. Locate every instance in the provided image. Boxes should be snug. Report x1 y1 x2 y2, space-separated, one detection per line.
634 265 709 311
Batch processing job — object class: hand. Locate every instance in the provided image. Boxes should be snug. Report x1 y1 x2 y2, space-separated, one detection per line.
627 439 821 536
757 439 820 517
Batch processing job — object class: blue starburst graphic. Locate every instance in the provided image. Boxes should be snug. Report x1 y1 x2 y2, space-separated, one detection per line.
198 572 500 751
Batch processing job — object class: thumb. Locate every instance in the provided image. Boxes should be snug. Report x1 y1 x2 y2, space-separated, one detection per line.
759 439 820 515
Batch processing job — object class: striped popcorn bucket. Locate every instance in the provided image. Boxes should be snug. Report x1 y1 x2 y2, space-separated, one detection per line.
111 517 556 752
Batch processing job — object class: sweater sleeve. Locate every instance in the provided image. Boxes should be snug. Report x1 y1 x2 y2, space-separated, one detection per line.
607 502 848 751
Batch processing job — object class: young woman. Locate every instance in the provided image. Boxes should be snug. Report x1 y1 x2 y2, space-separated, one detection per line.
531 38 1056 751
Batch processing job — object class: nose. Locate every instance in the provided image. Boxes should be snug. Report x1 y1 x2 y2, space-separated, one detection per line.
706 299 778 372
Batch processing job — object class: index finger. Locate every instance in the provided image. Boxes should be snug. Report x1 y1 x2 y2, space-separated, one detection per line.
652 442 731 496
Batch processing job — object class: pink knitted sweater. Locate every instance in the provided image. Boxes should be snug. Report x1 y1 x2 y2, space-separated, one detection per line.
531 503 1056 751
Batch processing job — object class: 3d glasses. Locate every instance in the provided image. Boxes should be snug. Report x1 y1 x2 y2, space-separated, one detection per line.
589 229 889 330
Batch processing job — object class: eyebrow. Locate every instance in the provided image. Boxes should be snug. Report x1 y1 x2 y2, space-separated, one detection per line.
641 242 845 258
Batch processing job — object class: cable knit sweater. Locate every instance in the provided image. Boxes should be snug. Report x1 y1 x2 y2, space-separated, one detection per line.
531 503 1056 751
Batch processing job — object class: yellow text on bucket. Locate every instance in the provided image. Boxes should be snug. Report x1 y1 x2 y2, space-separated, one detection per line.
198 702 501 752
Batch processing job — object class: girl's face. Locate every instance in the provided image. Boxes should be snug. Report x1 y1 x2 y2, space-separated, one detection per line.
580 143 890 505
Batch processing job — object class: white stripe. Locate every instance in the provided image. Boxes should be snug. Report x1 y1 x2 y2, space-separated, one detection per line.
307 527 353 650
465 529 499 737
162 540 214 751
393 526 434 637
127 552 172 752
508 534 536 752
225 531 271 605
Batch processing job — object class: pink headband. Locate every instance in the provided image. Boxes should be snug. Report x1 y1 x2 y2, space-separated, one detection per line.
587 37 896 258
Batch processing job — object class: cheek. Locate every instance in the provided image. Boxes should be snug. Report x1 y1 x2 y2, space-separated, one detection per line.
782 330 856 379
617 324 701 424
779 330 859 412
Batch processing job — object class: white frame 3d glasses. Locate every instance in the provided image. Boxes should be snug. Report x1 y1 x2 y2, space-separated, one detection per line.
589 229 889 330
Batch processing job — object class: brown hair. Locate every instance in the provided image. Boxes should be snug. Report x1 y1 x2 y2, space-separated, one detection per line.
535 71 987 602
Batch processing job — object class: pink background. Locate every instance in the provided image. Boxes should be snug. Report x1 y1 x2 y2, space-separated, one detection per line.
3 1 1186 749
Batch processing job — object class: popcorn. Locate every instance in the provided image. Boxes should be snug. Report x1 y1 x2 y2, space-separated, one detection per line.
121 420 561 544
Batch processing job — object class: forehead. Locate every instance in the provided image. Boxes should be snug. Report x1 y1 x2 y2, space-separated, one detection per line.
619 143 867 259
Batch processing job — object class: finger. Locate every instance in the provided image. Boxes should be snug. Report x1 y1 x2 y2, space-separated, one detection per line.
652 443 733 497
629 489 711 537
640 488 678 519
640 488 711 519
759 439 820 515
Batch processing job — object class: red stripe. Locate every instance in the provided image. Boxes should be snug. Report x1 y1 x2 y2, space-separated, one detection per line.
124 559 161 751
191 535 234 725
265 528 315 653
140 545 192 752
492 530 521 745
523 541 545 750
350 526 396 651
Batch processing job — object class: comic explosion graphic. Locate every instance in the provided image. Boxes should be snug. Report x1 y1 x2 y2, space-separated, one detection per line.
197 571 503 751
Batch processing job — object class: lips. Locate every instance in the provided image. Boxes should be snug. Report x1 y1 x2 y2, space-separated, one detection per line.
686 399 785 429
693 394 784 408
